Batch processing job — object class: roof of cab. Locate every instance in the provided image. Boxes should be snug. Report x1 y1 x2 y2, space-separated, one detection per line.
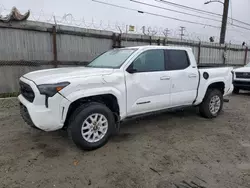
124 45 192 51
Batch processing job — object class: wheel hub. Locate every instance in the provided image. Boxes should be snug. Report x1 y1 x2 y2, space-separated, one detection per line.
81 113 108 143
209 95 221 115
93 122 98 130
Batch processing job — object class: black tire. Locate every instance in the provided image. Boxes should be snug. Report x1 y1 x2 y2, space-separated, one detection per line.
67 102 115 151
233 87 240 94
199 89 223 118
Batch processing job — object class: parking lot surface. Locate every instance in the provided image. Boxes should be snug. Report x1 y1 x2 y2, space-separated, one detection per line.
1 94 250 188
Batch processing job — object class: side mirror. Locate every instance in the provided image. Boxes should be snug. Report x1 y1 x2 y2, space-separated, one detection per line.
127 65 137 74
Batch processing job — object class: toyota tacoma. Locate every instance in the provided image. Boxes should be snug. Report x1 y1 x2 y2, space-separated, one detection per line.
19 46 234 150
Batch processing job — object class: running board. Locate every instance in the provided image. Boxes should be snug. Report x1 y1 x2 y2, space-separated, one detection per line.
223 98 229 103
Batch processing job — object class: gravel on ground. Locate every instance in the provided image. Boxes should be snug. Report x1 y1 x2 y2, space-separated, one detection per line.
0 94 250 188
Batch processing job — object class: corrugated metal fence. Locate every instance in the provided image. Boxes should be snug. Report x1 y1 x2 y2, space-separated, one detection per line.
0 20 249 95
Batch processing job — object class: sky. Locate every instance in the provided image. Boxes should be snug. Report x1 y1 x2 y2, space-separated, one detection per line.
0 0 249 44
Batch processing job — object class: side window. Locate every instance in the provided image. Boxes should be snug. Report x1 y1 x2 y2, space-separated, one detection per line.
131 49 165 72
165 50 190 70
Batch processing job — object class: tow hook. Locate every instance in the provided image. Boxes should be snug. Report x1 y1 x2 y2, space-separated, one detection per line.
223 98 229 103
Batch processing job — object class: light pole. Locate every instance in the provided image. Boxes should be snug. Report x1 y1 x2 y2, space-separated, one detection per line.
204 0 229 44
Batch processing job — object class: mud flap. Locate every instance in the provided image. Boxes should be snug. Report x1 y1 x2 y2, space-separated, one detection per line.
112 113 120 135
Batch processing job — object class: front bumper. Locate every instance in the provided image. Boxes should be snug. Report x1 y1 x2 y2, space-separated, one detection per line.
18 77 71 132
19 94 66 131
20 103 36 128
233 80 250 90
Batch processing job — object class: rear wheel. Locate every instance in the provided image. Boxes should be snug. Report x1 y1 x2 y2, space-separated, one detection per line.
233 87 240 94
67 102 115 150
199 89 223 118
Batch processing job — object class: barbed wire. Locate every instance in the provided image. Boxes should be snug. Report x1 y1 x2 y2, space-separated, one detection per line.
28 10 222 42
0 4 249 44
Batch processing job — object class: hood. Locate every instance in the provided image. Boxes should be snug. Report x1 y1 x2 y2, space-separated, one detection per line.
23 67 114 85
234 66 250 73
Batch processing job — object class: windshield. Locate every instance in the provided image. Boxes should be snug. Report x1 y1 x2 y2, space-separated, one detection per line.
246 63 250 67
87 49 136 68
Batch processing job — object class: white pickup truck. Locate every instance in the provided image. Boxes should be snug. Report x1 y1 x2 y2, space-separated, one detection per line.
232 63 250 94
19 46 233 150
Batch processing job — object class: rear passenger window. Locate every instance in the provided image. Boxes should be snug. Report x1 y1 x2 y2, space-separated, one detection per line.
165 50 190 70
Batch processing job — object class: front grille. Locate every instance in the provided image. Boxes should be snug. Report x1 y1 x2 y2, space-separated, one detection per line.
20 81 35 102
235 72 250 79
233 81 250 86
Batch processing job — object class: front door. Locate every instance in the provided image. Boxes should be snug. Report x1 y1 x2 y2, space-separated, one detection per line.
125 49 171 116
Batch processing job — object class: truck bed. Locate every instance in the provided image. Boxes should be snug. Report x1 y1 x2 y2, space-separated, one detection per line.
194 66 233 105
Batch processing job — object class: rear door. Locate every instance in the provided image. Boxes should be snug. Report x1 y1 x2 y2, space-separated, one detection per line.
165 49 199 107
125 49 171 116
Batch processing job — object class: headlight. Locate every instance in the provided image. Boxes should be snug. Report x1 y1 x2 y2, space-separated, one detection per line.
37 82 70 97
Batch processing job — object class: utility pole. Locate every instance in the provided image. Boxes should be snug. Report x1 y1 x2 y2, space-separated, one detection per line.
220 0 229 44
163 28 170 38
205 0 229 44
179 26 185 40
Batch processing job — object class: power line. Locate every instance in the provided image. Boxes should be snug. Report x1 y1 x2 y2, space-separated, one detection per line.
132 0 250 32
231 18 250 27
230 23 250 32
130 0 222 23
92 0 250 32
155 0 222 17
155 0 250 27
92 0 220 29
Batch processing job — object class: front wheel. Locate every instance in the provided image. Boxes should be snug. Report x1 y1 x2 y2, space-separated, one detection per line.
199 89 223 118
68 102 115 151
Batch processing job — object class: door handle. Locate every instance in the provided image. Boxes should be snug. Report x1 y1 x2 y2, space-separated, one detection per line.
160 76 171 80
188 74 197 78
